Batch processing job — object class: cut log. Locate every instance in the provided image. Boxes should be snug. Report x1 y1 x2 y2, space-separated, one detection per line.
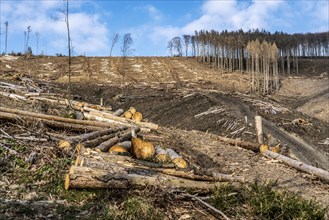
124 111 133 119
0 111 102 132
76 133 116 151
59 127 127 150
209 134 260 152
132 112 142 122
76 155 237 182
65 165 225 190
255 116 263 144
263 150 329 182
155 146 170 163
116 141 132 150
131 138 155 160
76 150 175 169
167 149 188 169
112 109 124 117
0 107 118 128
0 91 27 101
85 108 158 130
95 127 141 152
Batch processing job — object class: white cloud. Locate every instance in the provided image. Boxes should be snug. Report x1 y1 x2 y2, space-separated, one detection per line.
0 0 109 55
146 5 162 21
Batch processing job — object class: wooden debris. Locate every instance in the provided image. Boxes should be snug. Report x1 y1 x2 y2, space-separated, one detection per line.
0 91 27 101
0 111 103 132
194 106 225 118
263 150 329 182
109 145 128 154
167 149 188 169
65 165 225 190
0 107 118 128
112 109 124 116
124 111 133 119
95 127 140 152
131 137 155 160
209 134 260 152
255 116 263 144
58 127 127 150
186 194 230 220
84 109 157 131
132 112 142 122
155 146 170 163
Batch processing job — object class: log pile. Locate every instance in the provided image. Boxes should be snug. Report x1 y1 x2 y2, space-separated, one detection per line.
0 81 158 132
66 143 245 190
59 125 246 190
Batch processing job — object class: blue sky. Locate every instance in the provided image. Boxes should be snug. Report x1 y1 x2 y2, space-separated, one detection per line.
0 0 328 56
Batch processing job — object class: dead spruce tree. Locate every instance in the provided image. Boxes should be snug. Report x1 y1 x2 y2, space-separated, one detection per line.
246 39 279 95
109 32 119 57
118 33 134 93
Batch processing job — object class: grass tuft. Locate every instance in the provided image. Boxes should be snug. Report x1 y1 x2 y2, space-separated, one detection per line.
211 181 327 219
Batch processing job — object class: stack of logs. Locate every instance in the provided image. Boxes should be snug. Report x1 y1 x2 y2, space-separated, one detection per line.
63 127 246 190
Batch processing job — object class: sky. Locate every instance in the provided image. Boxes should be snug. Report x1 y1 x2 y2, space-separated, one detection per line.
0 0 328 56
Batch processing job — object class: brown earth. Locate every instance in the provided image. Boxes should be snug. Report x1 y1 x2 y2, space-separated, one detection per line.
0 55 329 219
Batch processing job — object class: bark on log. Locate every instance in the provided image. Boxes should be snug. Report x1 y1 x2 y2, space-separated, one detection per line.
59 127 127 150
0 91 27 101
112 109 124 117
255 116 263 144
95 127 141 152
85 108 158 130
76 133 116 151
0 107 118 128
210 134 260 152
77 147 175 169
167 149 188 169
0 111 102 132
65 165 225 190
263 150 329 182
77 156 236 182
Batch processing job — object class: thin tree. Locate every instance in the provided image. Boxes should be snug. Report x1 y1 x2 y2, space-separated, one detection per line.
109 32 119 57
56 0 72 102
24 31 27 53
119 33 134 92
167 40 173 56
26 26 32 54
4 21 8 54
35 32 39 56
182 35 191 57
172 36 182 56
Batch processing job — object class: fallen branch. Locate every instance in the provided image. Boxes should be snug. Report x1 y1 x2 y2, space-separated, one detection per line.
187 194 230 220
